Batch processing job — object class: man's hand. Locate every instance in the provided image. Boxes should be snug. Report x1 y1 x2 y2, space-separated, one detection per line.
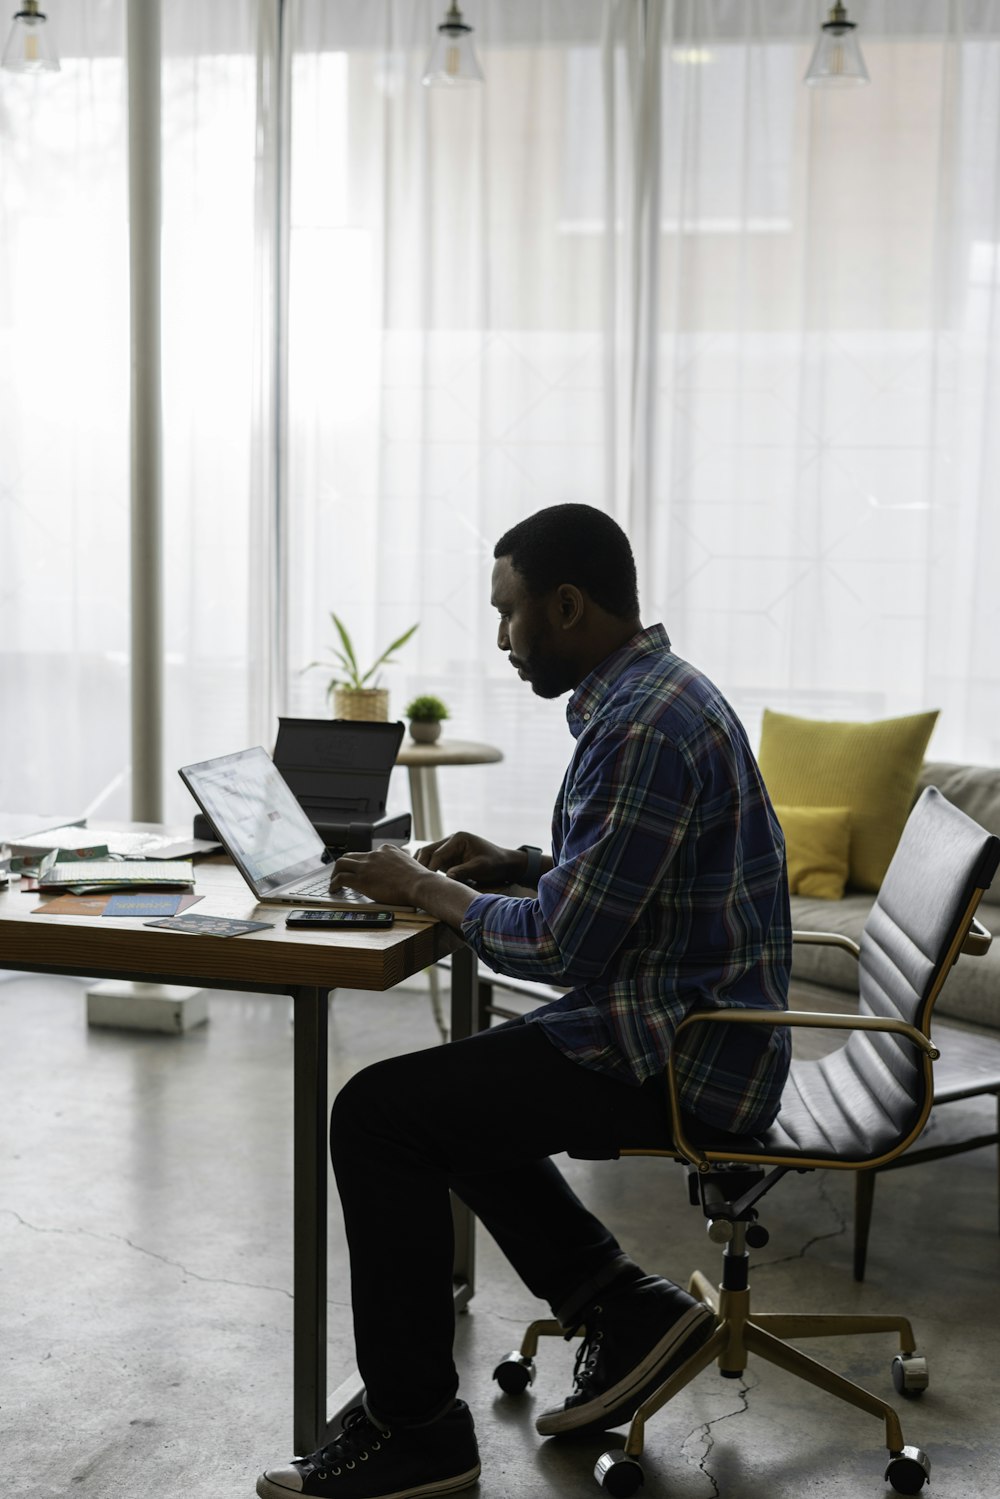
330 844 429 908
414 831 528 886
330 843 481 929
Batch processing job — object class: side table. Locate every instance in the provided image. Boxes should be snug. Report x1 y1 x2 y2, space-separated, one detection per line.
394 738 503 1041
396 738 503 842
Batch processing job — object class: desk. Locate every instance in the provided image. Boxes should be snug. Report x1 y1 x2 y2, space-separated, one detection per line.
396 739 503 842
0 852 480 1456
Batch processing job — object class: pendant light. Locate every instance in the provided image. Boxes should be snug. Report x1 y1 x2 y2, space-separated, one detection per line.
2 0 60 72
422 2 483 88
804 2 869 87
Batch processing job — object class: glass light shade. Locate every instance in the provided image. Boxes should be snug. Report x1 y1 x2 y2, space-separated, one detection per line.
422 12 483 88
2 5 60 73
804 15 869 87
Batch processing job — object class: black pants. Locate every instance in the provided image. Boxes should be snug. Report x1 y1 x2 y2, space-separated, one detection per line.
329 1017 676 1425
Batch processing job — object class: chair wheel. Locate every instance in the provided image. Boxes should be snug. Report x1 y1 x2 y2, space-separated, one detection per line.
492 1351 535 1394
594 1450 644 1497
884 1445 931 1494
891 1353 929 1399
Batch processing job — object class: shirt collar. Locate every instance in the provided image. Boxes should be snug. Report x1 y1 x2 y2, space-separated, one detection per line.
566 623 672 738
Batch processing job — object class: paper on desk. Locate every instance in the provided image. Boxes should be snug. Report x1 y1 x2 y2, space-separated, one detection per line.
33 891 204 918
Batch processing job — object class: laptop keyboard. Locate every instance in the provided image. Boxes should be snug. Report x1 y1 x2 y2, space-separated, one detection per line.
291 875 369 902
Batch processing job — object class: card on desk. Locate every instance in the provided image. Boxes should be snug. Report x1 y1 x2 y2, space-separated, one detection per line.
144 914 274 938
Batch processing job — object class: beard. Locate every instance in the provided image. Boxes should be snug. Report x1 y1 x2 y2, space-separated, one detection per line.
510 648 574 700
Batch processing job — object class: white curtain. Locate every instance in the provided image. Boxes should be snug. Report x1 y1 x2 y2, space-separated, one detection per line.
283 0 645 845
2 1 999 830
283 0 1000 852
0 1 271 823
0 1 130 818
650 1 1000 768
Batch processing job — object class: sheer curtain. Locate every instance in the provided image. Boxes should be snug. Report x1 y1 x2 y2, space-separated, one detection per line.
282 0 1000 854
2 2 999 829
0 2 130 818
283 0 645 845
646 1 1000 765
0 1 272 823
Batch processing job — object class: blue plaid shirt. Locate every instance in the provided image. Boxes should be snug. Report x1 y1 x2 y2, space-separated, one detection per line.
461 625 792 1133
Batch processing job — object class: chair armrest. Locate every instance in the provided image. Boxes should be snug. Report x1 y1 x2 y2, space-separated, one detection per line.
791 929 861 959
665 1006 940 1172
962 916 992 957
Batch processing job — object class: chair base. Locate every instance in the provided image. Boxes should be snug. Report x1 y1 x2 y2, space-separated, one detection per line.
620 1265 919 1458
496 1255 931 1494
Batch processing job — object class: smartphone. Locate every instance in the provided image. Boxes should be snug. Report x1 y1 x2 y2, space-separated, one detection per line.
285 909 395 929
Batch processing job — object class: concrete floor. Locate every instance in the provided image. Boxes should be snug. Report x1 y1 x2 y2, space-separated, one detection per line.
2 971 998 1499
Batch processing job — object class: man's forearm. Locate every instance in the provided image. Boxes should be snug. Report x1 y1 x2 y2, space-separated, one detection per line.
411 869 482 929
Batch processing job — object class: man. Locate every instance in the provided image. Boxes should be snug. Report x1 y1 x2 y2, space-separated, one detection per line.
257 504 791 1499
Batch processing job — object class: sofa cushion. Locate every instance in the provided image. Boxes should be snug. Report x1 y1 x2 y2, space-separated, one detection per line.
758 708 939 892
775 804 851 900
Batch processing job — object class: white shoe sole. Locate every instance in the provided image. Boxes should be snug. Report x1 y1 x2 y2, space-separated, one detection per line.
256 1461 481 1499
535 1303 713 1436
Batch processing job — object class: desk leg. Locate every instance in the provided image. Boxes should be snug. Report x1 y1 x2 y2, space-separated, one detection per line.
407 766 428 842
293 985 328 1456
449 944 483 1310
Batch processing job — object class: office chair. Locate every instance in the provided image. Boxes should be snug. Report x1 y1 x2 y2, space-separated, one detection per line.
492 787 999 1496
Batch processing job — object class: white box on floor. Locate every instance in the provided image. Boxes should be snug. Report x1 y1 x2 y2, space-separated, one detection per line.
86 980 209 1033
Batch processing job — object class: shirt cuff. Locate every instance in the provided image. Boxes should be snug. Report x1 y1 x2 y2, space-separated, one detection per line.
460 891 502 952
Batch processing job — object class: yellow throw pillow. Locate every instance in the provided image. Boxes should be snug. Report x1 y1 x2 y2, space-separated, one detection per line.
758 709 939 892
775 805 851 901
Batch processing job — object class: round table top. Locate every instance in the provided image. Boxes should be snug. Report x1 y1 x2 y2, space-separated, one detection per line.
396 738 503 768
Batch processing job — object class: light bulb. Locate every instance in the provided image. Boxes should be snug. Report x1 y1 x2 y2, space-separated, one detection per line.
1 1 60 73
422 3 484 88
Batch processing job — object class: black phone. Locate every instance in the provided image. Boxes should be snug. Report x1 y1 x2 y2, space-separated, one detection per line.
285 908 395 928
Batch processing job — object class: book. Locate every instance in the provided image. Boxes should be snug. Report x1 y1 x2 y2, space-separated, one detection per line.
37 860 195 891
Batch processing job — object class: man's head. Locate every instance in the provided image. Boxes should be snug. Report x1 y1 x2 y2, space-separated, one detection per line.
491 504 642 698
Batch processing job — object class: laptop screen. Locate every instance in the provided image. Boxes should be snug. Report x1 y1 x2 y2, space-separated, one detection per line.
180 747 328 894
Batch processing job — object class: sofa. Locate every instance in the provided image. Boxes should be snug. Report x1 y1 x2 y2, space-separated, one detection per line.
786 761 1000 1030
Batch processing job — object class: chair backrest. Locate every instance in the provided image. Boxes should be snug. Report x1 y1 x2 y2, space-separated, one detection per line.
844 785 1000 1141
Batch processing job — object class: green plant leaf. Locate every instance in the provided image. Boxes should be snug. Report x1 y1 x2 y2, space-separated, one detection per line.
330 613 363 689
358 622 419 686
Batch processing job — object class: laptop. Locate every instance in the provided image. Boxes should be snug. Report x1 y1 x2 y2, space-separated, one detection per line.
179 746 415 913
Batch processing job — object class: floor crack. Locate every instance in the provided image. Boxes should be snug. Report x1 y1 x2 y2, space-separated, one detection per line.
680 1370 757 1496
2 1206 295 1300
746 1174 847 1270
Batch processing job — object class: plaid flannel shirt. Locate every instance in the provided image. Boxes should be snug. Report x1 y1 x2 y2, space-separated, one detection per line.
461 624 792 1134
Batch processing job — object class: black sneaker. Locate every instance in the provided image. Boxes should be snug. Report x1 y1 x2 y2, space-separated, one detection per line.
535 1275 714 1438
256 1401 480 1499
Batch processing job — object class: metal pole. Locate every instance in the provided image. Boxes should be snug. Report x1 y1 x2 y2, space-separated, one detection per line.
127 0 163 821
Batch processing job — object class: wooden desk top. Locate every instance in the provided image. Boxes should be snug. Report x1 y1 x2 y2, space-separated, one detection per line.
0 857 457 994
396 738 503 768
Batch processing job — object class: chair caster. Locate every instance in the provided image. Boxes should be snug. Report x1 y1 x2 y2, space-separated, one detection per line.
594 1450 644 1497
884 1445 931 1494
492 1350 535 1394
891 1353 928 1399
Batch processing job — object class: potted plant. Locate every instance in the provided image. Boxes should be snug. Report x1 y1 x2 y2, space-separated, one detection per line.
404 693 450 744
305 613 419 721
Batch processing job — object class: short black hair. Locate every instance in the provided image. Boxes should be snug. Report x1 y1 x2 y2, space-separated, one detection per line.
494 504 640 619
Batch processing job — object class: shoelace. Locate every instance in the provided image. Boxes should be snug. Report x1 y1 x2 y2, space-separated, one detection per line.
569 1306 604 1394
308 1406 392 1479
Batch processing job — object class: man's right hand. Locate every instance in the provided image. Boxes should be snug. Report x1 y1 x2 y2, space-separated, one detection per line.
414 832 528 887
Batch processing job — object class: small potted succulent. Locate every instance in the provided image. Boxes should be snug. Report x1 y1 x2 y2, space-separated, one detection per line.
305 613 419 721
404 693 450 744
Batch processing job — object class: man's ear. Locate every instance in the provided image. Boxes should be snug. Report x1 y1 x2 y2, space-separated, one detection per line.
555 584 585 629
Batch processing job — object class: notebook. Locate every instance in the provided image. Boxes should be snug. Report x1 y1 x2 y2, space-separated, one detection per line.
179 746 418 913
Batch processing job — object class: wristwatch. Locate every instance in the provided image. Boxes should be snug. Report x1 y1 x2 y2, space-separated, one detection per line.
517 844 544 886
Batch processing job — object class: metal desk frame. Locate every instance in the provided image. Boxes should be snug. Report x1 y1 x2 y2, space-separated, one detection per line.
0 872 479 1456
